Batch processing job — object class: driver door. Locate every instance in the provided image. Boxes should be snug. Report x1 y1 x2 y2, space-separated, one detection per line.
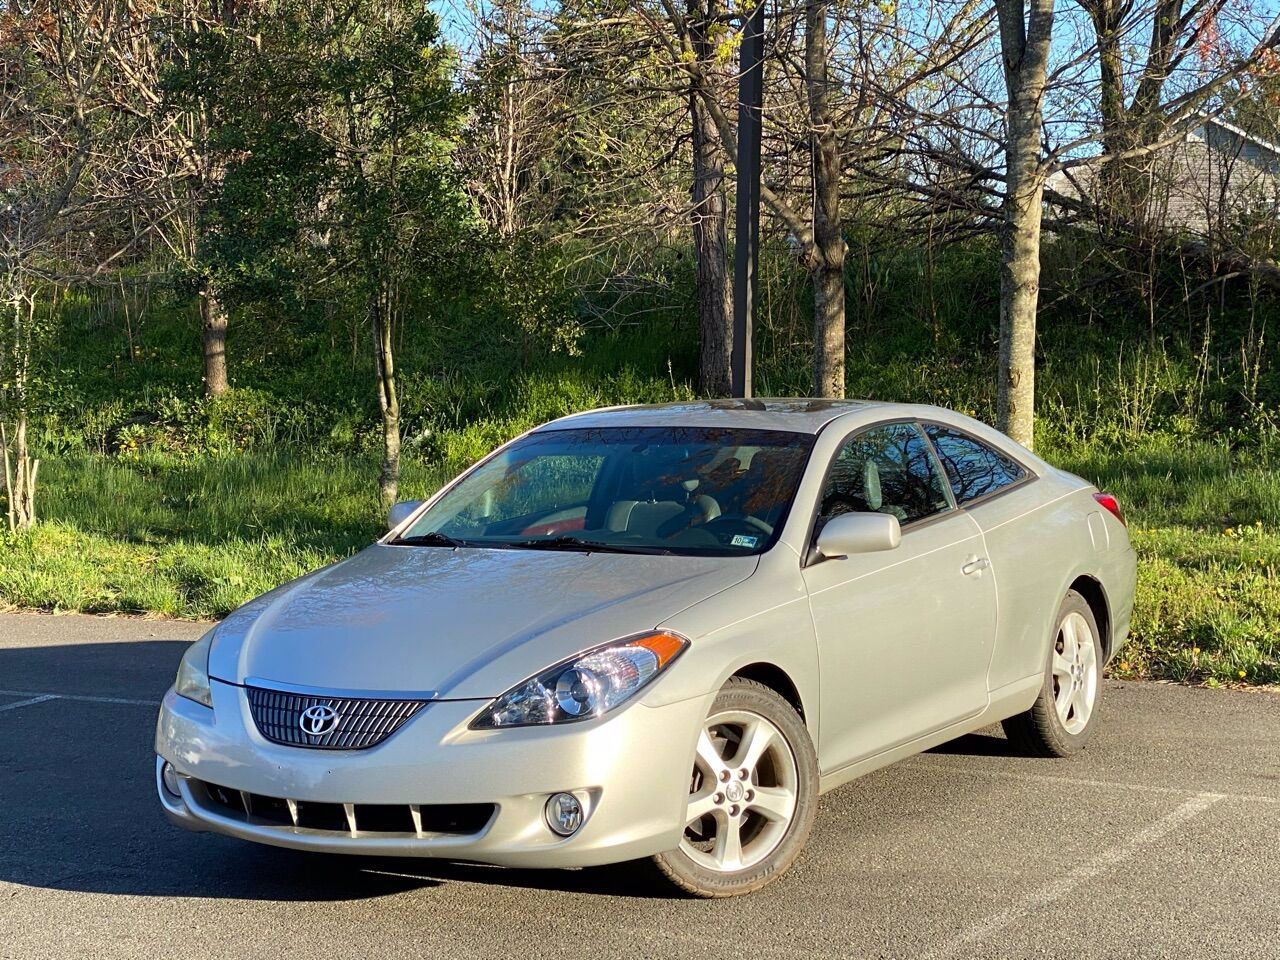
801 422 997 771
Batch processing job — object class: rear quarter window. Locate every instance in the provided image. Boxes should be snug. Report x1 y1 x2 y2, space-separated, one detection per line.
924 424 1027 505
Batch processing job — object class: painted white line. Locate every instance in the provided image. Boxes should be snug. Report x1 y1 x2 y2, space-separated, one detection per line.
917 758 1280 805
0 694 58 714
0 688 158 707
923 792 1224 959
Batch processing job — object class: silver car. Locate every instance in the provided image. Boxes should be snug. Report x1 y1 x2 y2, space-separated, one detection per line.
156 400 1136 896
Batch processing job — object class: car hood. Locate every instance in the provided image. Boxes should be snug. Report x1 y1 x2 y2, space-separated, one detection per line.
207 544 756 699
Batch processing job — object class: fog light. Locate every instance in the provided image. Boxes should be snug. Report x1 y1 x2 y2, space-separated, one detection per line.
161 761 182 798
545 792 584 837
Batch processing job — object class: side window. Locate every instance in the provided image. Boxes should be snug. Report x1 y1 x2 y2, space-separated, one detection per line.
924 424 1027 505
818 423 951 527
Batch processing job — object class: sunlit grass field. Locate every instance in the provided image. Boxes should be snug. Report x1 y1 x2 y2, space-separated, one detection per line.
1047 438 1280 686
4 243 1279 686
2 434 1277 686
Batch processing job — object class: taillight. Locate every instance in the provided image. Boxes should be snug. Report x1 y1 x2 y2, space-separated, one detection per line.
1093 492 1126 526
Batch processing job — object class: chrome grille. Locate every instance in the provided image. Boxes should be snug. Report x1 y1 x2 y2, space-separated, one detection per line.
245 685 425 750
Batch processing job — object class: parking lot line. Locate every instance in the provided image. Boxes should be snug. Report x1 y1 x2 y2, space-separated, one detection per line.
917 756 1280 805
0 694 58 714
922 792 1225 959
0 688 157 707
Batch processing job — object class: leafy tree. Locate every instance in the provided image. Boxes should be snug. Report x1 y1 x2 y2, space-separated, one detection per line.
177 0 470 508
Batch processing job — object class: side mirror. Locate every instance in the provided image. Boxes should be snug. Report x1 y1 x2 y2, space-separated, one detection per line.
815 512 901 558
387 500 424 531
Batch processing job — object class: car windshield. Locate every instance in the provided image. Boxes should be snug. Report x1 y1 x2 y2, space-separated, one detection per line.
395 426 816 556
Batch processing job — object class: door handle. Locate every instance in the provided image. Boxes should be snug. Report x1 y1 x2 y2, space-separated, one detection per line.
962 556 990 576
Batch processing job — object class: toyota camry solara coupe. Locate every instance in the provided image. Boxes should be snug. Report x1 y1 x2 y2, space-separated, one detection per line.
156 399 1136 896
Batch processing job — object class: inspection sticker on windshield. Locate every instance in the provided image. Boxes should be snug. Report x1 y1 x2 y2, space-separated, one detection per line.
730 534 759 548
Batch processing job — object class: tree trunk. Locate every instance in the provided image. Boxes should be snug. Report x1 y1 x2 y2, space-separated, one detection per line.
807 0 845 398
995 0 1055 449
998 120 1044 449
1082 0 1126 154
1084 0 1142 234
1083 0 1185 241
1 416 39 532
689 0 732 397
372 278 401 512
200 279 229 397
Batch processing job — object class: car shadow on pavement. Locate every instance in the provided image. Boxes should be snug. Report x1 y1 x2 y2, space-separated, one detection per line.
925 730 1021 757
350 857 681 898
0 639 677 902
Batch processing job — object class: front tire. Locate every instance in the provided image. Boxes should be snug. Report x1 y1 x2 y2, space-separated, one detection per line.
653 677 818 897
1003 589 1103 757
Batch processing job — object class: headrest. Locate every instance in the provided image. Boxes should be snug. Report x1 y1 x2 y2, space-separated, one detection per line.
862 460 883 511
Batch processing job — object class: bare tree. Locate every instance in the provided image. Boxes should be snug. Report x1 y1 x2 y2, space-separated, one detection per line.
460 0 564 237
1071 0 1278 237
868 0 1278 444
1 0 127 527
805 0 845 397
0 291 41 531
688 1 992 397
994 0 1056 447
457 0 984 398
148 1 239 397
674 1 850 397
688 0 733 395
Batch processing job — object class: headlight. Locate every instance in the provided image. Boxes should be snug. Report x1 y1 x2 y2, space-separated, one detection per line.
471 631 688 729
174 629 215 708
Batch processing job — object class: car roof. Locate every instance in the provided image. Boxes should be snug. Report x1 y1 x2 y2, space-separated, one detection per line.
533 398 884 435
528 399 1049 477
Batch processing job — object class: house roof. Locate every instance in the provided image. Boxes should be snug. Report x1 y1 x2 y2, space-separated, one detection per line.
1045 112 1280 232
1188 114 1280 163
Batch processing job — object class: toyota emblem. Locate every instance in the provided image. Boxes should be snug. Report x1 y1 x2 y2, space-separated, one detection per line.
299 703 341 736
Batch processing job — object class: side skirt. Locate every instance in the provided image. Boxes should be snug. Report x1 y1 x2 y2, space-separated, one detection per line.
816 674 1042 795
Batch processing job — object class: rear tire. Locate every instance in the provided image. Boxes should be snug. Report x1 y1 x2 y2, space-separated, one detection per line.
1003 589 1103 758
652 677 818 897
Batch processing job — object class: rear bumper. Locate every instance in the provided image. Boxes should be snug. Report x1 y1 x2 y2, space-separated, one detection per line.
1105 542 1138 663
155 679 712 868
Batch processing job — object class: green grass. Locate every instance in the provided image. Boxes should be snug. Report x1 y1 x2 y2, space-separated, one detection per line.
1048 438 1280 685
2 436 1277 686
1125 525 1280 685
0 452 443 618
0 522 328 618
5 236 1279 685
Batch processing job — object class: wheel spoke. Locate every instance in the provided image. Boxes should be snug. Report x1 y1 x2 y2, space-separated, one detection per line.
713 813 744 870
729 717 775 775
695 729 726 779
1052 649 1073 682
1072 681 1094 728
686 789 719 825
1080 633 1098 670
1061 617 1078 659
1056 685 1073 725
748 785 796 824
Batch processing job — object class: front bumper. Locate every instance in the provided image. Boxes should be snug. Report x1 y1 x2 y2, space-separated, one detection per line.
156 680 712 868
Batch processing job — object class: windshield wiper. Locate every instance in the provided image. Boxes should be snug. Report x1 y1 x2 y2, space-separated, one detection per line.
391 531 468 548
494 536 675 555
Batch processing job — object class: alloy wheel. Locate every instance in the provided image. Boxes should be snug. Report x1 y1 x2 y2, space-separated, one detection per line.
679 709 798 873
1051 610 1098 735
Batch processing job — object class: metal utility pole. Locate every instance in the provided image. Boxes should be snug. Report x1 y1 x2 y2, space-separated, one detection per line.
731 0 765 399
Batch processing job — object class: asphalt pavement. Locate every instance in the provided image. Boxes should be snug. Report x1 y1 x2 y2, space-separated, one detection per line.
0 611 1277 959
